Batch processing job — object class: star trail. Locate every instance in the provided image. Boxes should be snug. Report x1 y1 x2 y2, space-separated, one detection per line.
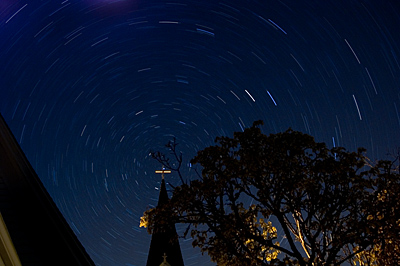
0 1 399 265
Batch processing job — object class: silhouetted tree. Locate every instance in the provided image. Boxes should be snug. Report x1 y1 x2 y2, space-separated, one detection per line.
141 121 400 266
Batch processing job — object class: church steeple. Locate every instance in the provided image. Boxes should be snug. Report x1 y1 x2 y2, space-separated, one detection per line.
146 168 185 266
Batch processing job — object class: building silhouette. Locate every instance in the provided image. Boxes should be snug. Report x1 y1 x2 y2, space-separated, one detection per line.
146 170 184 266
0 114 95 265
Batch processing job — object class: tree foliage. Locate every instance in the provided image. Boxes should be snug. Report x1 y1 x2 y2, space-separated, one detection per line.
142 121 400 266
352 159 400 265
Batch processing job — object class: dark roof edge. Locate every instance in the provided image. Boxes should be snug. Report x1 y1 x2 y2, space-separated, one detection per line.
0 113 96 265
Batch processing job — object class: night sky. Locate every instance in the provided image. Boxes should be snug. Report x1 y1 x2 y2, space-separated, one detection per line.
1 0 399 265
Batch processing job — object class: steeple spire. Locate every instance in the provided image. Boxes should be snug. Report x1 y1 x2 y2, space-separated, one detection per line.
146 167 184 266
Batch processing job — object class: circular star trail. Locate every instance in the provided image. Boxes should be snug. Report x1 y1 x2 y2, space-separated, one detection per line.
1 1 399 265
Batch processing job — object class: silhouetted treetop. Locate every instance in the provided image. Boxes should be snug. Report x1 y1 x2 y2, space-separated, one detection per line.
142 121 400 266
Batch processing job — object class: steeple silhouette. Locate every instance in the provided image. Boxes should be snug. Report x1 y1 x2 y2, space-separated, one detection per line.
146 169 184 266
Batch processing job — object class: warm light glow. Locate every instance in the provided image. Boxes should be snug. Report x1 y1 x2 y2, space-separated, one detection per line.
155 170 171 174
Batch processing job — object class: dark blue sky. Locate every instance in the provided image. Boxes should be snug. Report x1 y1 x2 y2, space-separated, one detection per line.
1 0 399 265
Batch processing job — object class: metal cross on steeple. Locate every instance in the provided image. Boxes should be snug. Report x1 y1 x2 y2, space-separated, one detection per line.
155 166 171 180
